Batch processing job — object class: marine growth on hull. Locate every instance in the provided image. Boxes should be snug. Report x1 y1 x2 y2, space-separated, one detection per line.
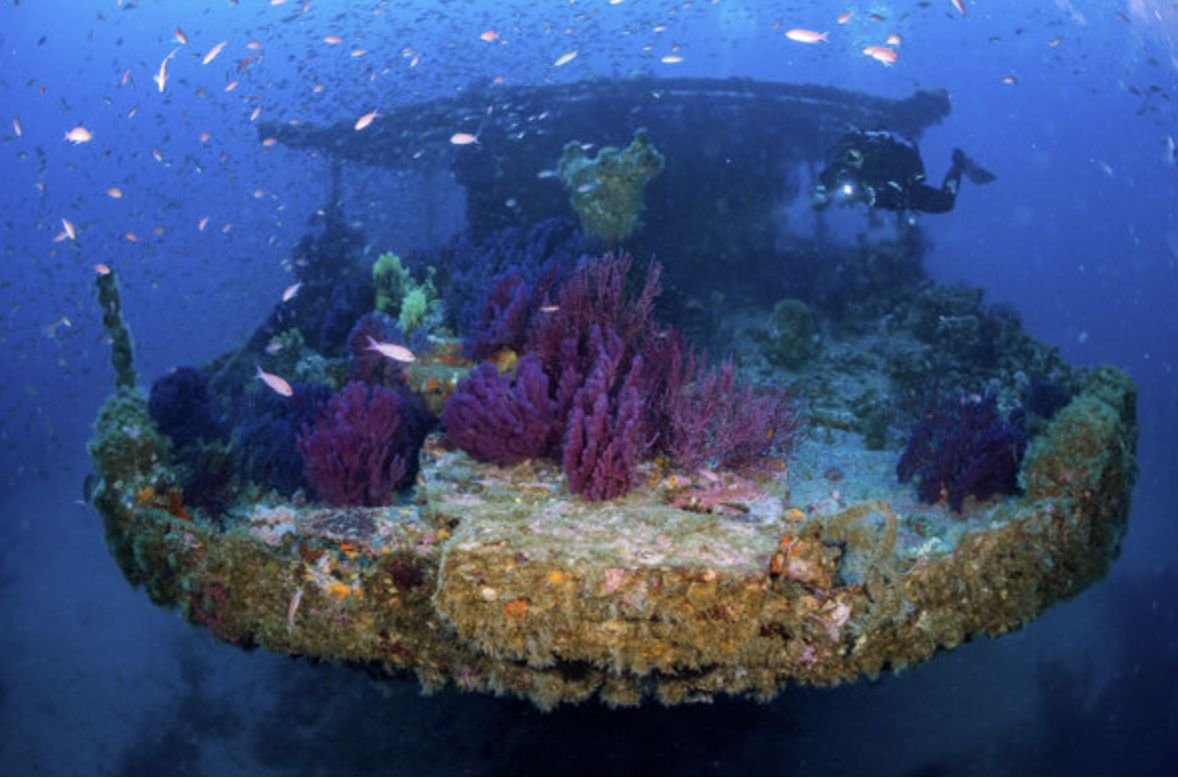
89 80 1137 708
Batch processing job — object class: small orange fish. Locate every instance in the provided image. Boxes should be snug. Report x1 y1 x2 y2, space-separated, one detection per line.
203 40 227 65
553 49 578 67
262 137 277 147
121 68 131 86
281 282 301 302
863 45 898 65
661 55 684 64
62 218 76 240
13 117 22 136
255 365 293 397
323 35 343 44
365 336 416 363
225 80 239 92
237 55 257 73
174 27 188 44
125 106 137 118
350 49 366 57
786 29 828 44
950 0 966 16
106 187 123 198
198 216 209 231
355 110 380 130
480 30 498 42
450 132 479 145
1002 75 1018 85
886 33 902 46
94 263 111 275
200 131 211 142
247 40 264 50
837 11 853 24
125 232 139 242
64 126 93 144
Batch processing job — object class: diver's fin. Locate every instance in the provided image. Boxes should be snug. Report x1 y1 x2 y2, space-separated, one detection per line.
953 149 996 184
964 159 996 184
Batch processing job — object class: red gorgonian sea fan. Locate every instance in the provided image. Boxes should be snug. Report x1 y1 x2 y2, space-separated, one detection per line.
297 381 411 506
443 253 806 501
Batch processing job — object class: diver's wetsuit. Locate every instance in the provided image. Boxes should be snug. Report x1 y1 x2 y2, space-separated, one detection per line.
814 131 991 214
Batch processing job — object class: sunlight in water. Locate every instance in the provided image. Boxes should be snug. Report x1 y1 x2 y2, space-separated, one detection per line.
1127 0 1178 70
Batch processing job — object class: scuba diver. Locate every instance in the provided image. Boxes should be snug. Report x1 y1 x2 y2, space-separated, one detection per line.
813 129 995 214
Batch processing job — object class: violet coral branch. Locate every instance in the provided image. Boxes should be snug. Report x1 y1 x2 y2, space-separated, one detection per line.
296 381 411 506
440 353 563 466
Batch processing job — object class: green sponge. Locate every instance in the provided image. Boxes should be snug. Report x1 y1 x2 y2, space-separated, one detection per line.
373 251 409 318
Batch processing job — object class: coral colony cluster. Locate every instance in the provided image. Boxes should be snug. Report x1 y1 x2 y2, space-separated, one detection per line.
144 207 1040 518
146 217 805 513
443 253 804 500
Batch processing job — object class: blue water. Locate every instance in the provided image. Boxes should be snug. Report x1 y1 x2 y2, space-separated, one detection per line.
2 0 1176 773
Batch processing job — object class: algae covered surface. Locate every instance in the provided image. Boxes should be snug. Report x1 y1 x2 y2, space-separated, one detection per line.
89 357 1136 708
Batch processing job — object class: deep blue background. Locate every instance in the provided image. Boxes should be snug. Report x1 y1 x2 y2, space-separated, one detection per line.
1 0 1175 773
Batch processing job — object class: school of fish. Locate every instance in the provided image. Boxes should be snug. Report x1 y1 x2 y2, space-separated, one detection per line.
0 0 1167 476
